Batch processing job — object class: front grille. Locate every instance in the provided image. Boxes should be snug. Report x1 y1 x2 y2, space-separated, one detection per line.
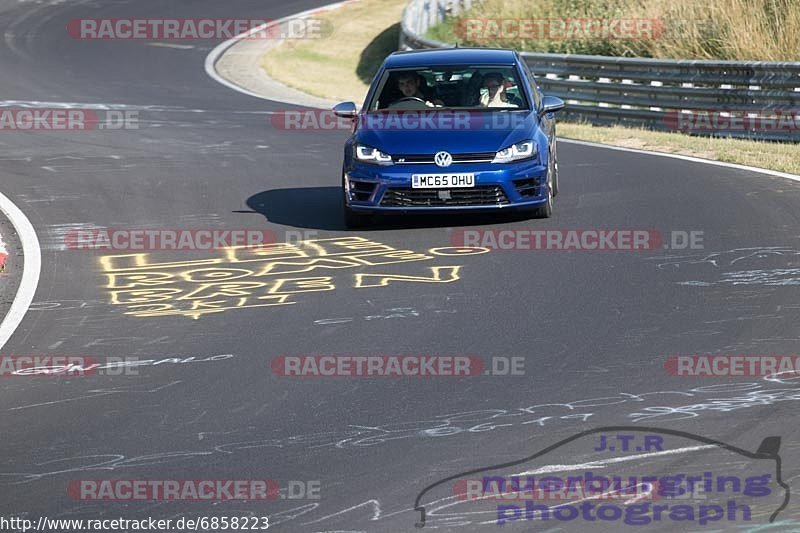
515 178 541 198
394 152 496 164
380 186 510 207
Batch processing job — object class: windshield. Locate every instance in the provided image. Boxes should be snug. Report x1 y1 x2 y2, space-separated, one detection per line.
367 65 530 111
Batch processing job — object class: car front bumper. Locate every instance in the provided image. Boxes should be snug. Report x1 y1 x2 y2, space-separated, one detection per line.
344 160 549 213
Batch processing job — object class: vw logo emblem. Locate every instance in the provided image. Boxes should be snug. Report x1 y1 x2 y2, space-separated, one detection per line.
434 151 453 168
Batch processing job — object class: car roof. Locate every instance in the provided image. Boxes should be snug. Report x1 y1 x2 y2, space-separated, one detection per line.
384 48 518 68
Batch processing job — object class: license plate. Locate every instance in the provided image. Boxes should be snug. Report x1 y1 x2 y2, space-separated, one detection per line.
411 173 475 189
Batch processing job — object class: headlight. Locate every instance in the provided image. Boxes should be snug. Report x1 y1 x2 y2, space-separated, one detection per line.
492 140 537 163
355 145 393 165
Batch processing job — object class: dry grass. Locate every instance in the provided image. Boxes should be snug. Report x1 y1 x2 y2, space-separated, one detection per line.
430 0 800 60
261 0 407 103
558 123 800 174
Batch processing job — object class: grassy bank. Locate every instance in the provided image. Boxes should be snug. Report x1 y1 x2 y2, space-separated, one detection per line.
260 0 800 175
428 0 800 60
558 123 800 174
261 0 406 103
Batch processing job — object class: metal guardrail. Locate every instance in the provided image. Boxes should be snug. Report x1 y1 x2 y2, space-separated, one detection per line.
399 0 800 141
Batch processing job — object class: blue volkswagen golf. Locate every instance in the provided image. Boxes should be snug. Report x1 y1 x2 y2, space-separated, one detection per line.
333 48 565 228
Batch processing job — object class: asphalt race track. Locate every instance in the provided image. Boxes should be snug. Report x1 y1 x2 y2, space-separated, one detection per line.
1 0 800 531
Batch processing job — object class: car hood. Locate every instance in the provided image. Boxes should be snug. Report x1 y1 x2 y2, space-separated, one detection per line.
354 110 537 155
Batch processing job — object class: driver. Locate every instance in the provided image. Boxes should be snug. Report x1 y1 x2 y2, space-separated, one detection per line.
394 72 443 107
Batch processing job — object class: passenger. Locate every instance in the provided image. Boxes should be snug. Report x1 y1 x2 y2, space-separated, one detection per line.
480 72 518 108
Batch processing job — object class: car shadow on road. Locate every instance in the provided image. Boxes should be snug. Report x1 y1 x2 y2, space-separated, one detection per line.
242 187 535 231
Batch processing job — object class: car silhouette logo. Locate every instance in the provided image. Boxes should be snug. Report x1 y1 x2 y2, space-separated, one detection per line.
434 151 452 167
414 426 790 528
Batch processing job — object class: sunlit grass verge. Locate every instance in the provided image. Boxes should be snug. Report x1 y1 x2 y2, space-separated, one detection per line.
558 123 800 174
428 0 800 60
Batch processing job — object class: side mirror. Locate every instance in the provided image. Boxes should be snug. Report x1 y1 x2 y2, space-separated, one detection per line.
333 101 358 118
540 96 565 115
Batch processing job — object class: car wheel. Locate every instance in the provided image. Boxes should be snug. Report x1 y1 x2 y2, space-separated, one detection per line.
344 206 370 229
552 141 559 197
532 153 554 219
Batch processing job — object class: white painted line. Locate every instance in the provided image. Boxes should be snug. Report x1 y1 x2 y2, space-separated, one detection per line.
146 42 195 50
514 444 717 476
204 1 350 101
0 191 41 351
560 138 800 182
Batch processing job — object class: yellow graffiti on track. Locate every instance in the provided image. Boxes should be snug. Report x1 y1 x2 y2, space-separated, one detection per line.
99 237 489 319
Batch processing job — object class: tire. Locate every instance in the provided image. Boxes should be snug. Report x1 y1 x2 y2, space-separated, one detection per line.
533 152 555 218
532 151 555 219
551 140 560 197
344 206 370 228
